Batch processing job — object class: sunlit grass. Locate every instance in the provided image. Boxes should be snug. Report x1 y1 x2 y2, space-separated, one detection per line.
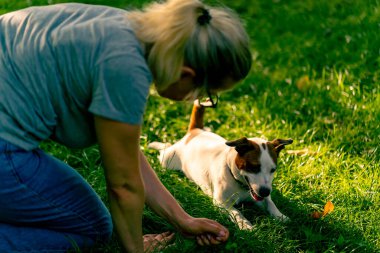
2 0 379 252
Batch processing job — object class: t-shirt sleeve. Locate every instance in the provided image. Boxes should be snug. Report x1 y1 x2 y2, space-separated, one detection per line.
88 26 152 125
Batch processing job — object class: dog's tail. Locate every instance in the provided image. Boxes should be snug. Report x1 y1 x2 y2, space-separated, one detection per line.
147 141 171 151
148 142 180 170
187 100 206 132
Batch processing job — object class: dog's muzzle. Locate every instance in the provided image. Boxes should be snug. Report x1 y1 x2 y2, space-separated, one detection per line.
244 177 265 202
258 187 270 198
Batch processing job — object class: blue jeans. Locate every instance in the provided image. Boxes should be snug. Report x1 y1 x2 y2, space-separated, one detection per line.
0 138 113 252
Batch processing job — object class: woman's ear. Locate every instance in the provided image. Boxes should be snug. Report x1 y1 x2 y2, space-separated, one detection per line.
181 66 196 78
178 66 197 88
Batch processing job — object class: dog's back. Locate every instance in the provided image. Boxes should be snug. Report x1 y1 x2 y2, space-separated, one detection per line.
148 103 226 188
148 102 207 168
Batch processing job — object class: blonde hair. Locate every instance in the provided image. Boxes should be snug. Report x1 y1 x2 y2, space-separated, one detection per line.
128 0 252 92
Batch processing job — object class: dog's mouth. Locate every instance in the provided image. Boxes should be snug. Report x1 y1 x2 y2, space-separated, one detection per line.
244 177 264 202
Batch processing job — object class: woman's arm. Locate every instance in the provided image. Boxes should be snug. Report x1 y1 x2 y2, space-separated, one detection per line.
94 116 145 253
139 152 229 245
94 115 228 252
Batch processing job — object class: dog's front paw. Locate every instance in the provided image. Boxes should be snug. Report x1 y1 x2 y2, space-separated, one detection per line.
276 214 290 223
238 220 254 231
281 215 290 223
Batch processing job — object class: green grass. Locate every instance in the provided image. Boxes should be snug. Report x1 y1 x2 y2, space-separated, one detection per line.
1 0 379 252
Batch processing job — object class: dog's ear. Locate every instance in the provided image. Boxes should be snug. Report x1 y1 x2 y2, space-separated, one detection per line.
226 137 254 155
270 138 293 154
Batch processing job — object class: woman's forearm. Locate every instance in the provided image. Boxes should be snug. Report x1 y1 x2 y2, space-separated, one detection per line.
139 152 191 229
94 116 146 252
108 181 145 253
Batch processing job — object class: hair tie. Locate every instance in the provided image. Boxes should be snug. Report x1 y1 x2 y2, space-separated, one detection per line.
197 9 212 25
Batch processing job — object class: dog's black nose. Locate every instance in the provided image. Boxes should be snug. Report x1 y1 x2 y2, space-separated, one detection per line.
258 187 271 197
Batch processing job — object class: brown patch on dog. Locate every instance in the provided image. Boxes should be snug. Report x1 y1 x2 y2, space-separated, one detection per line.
185 104 207 144
270 138 293 155
261 143 266 150
266 142 278 164
235 140 262 172
187 105 205 132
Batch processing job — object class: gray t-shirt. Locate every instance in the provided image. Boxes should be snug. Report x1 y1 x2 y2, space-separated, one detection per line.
0 3 152 150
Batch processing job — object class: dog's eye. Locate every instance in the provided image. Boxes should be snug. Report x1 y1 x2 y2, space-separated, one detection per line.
270 168 276 173
245 164 261 173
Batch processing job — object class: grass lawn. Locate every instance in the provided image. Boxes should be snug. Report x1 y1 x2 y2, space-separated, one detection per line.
1 0 379 252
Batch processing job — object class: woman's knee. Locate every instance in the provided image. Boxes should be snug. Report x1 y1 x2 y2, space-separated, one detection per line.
89 213 113 243
99 215 113 242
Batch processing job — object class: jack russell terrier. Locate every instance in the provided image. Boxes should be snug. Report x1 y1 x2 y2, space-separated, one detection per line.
148 101 292 230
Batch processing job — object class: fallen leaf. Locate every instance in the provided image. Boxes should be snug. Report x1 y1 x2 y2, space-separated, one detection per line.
322 201 334 216
296 75 311 91
311 201 334 219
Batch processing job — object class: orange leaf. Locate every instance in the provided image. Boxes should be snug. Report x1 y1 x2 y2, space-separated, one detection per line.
296 75 310 91
322 201 334 217
311 201 334 219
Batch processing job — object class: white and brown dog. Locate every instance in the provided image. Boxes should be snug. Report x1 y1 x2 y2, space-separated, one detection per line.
148 101 292 230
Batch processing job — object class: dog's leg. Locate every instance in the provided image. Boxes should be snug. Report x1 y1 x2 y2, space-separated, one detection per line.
187 102 205 132
228 207 254 230
214 193 254 230
256 196 289 222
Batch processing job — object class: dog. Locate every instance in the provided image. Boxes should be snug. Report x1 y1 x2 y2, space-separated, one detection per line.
148 101 292 230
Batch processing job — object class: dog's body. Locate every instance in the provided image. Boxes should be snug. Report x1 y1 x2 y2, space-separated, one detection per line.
149 103 292 230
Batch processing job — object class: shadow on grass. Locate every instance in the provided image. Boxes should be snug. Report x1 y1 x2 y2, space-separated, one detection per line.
160 172 378 253
83 168 378 253
262 191 378 253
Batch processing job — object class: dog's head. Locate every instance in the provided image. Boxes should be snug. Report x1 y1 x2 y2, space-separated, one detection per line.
226 137 293 201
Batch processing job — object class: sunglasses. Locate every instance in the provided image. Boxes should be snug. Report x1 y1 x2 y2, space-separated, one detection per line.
197 86 219 108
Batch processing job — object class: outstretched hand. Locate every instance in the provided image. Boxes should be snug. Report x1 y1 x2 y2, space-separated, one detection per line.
178 217 229 246
143 231 175 253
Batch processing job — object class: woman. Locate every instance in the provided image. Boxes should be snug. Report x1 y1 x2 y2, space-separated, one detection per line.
0 0 252 252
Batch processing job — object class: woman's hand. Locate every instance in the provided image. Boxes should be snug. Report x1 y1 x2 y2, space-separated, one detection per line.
143 231 175 253
138 153 229 247
178 216 229 246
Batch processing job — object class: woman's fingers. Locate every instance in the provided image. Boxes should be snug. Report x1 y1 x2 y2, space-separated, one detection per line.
180 217 230 244
216 227 229 242
155 231 175 241
196 235 204 246
195 233 223 246
198 218 229 242
207 234 223 245
200 234 210 246
143 231 175 253
177 216 230 247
